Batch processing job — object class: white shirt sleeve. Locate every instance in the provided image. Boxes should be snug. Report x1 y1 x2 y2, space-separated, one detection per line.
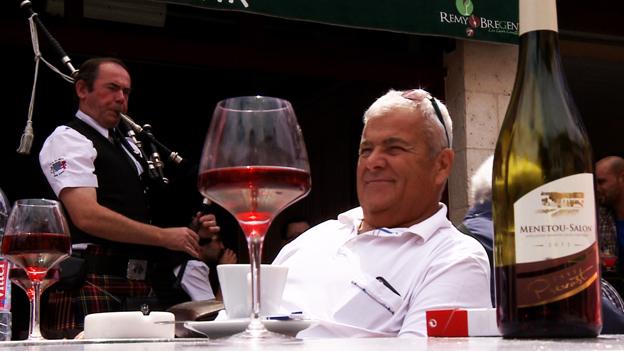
174 260 216 301
398 246 491 337
39 126 99 197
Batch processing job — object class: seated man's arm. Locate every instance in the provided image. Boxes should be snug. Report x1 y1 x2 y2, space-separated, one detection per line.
60 187 202 258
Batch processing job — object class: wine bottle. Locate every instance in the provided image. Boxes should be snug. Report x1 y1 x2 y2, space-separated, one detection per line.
492 0 601 338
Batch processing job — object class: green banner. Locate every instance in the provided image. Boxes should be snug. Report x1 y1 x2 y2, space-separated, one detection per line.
165 0 518 44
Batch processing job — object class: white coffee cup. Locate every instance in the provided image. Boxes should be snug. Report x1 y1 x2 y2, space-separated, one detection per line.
217 264 288 319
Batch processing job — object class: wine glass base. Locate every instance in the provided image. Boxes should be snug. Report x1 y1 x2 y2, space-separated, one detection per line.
26 336 48 341
221 330 302 344
27 335 46 341
217 320 303 344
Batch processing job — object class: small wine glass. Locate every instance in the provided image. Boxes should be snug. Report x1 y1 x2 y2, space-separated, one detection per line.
198 96 311 342
1 199 71 340
601 249 617 273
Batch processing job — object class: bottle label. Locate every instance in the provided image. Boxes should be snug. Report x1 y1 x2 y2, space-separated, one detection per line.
0 260 8 310
513 173 598 307
515 244 598 308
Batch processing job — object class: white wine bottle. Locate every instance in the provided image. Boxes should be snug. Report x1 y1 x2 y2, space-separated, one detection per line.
493 0 601 338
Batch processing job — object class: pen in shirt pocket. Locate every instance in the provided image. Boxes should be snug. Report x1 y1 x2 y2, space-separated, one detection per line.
265 311 306 321
376 276 401 296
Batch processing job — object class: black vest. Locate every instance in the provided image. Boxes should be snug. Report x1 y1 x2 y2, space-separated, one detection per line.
65 119 152 256
54 119 191 305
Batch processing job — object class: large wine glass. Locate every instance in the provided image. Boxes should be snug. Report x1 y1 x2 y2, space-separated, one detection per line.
198 96 311 342
1 199 71 340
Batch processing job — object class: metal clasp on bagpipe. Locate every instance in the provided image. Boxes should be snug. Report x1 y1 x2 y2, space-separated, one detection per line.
119 113 184 185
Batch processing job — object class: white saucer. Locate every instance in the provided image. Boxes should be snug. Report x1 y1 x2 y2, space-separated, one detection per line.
184 319 313 339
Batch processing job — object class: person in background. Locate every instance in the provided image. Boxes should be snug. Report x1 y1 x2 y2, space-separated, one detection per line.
457 155 494 306
38 57 218 338
174 231 237 301
596 156 624 278
281 218 311 246
273 89 490 337
460 155 624 334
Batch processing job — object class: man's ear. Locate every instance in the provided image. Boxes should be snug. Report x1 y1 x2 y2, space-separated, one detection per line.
434 148 454 186
617 170 624 185
75 80 88 99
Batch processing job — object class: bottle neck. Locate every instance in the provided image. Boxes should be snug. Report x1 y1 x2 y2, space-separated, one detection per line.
519 0 558 35
518 30 562 76
518 0 561 72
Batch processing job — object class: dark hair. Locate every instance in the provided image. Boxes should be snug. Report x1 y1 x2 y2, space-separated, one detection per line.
198 233 221 246
74 57 129 91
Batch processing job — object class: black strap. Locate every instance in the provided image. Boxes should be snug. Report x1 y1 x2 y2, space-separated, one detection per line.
110 128 147 171
173 260 189 289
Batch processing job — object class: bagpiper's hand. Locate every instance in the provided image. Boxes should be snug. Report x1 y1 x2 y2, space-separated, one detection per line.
161 227 201 258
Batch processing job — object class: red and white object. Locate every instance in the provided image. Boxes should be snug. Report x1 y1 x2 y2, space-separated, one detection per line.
426 308 500 337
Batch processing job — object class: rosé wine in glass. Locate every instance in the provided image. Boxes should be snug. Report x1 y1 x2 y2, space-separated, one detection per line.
2 233 70 281
1 199 71 340
198 166 310 239
10 267 60 301
198 96 310 343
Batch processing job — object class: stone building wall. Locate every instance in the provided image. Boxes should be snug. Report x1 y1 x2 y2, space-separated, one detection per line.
444 40 518 224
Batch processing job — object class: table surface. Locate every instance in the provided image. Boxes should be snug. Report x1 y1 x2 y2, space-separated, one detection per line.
3 335 624 351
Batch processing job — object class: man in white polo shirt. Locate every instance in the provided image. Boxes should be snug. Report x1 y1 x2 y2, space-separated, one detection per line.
273 89 491 337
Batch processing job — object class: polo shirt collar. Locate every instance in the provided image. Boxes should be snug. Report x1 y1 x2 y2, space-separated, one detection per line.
337 204 451 241
76 110 110 139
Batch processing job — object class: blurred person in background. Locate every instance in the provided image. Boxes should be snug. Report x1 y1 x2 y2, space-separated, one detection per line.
281 217 311 247
595 156 624 278
457 155 494 305
174 231 237 301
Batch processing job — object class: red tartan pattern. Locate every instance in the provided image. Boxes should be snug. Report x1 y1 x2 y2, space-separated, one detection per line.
44 273 151 333
43 244 153 335
85 245 124 257
44 289 73 332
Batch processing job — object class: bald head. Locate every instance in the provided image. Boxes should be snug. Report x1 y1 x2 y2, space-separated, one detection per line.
597 156 624 174
596 156 624 209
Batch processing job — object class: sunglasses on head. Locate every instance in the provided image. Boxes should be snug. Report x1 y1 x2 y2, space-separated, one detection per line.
401 89 450 148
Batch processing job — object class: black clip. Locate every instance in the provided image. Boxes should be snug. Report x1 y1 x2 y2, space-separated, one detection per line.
141 304 150 316
376 276 401 296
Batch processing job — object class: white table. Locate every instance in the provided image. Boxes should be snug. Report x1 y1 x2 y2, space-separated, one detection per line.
2 336 624 351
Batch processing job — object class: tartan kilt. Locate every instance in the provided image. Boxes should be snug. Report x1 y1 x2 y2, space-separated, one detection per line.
43 273 151 337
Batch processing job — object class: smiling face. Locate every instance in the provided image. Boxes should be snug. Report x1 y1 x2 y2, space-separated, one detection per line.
76 62 131 129
356 110 453 229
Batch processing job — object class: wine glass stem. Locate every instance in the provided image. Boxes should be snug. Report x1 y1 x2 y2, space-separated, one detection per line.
29 281 43 340
248 236 265 328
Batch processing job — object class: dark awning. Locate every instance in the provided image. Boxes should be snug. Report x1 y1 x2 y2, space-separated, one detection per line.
165 0 518 44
